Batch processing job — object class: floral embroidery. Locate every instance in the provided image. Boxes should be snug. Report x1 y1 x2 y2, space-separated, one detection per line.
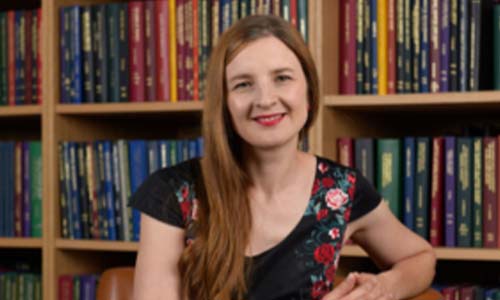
295 158 357 300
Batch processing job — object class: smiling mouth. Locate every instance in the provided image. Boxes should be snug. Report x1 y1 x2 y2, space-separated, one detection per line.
253 113 286 126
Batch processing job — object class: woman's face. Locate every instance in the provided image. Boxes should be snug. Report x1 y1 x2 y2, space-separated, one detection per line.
225 36 308 150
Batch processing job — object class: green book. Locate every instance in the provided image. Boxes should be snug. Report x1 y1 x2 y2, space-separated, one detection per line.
377 139 402 219
494 5 500 90
472 137 483 247
30 141 42 237
73 275 80 300
457 137 473 247
415 137 431 240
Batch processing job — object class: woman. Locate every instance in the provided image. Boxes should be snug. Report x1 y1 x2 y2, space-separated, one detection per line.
131 15 436 300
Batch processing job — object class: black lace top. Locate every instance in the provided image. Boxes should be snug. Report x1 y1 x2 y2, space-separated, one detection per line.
130 156 381 300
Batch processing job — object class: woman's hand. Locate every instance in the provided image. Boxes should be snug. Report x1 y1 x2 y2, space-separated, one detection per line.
322 272 396 300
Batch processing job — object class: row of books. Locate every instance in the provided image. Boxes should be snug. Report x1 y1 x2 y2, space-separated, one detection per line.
338 0 500 95
337 136 500 249
58 138 203 241
59 0 308 104
0 141 42 238
0 272 42 300
0 9 42 105
58 274 98 300
440 284 500 300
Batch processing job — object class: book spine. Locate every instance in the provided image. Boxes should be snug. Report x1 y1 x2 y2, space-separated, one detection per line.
69 142 82 239
96 141 108 239
339 0 356 94
63 142 75 239
24 11 33 104
30 141 42 238
31 10 39 104
85 143 99 239
76 143 90 239
419 0 429 92
468 0 481 91
144 1 157 101
0 13 7 105
118 4 129 102
337 137 354 167
58 143 69 239
7 11 14 105
156 0 170 102
297 0 308 42
356 0 364 94
370 0 378 94
14 11 25 105
396 0 404 93
81 6 95 103
403 137 416 231
444 136 456 247
111 141 123 240
439 0 450 92
458 0 469 91
185 0 194 100
456 137 472 247
354 138 375 185
169 0 178 102
377 0 387 95
177 0 186 101
92 5 108 103
387 0 396 94
70 7 83 104
117 140 131 241
22 142 31 237
128 2 146 102
14 141 22 237
494 5 500 90
103 141 117 240
363 0 372 94
449 0 459 91
377 139 402 219
472 137 483 247
430 137 444 246
482 137 497 248
411 0 421 92
290 0 297 29
403 0 412 92
199 0 210 100
192 0 199 100
415 137 430 240
429 0 439 92
36 9 41 104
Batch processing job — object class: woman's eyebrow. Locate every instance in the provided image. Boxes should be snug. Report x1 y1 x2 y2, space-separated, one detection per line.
227 73 252 84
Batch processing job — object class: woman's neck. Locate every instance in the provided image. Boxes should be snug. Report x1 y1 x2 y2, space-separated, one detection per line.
243 143 307 201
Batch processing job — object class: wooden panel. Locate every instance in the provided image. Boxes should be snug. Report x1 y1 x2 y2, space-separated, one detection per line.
56 239 138 252
57 102 204 115
321 0 339 95
0 238 43 249
0 105 42 117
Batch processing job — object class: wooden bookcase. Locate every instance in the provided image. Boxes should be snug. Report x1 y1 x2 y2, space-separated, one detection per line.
1 0 500 299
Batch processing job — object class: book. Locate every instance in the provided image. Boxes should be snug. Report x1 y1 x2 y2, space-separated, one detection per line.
377 139 402 219
444 136 457 247
403 137 416 231
415 137 431 240
456 137 472 247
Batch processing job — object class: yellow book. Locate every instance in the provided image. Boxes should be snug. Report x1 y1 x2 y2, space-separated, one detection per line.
169 0 178 102
377 0 388 95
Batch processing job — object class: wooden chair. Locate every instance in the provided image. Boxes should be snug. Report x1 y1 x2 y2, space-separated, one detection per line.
96 267 442 300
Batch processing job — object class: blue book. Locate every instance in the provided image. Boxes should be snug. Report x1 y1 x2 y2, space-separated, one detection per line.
80 274 98 300
158 140 168 168
444 137 456 247
69 6 83 103
458 0 469 91
69 142 82 239
221 0 232 33
103 141 117 240
0 143 5 235
439 0 450 92
188 140 197 159
95 141 108 239
403 137 416 231
354 138 375 185
14 11 25 105
76 142 91 239
197 137 204 158
370 0 378 94
147 141 160 174
111 141 123 240
170 140 178 166
129 140 148 241
59 8 71 103
419 0 430 92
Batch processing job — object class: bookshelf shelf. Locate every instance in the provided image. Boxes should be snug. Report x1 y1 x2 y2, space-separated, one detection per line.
341 245 500 262
0 105 42 117
325 91 500 111
56 101 204 115
0 238 43 249
55 239 139 252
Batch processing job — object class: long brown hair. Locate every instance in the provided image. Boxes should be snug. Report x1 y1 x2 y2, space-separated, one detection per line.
178 14 319 300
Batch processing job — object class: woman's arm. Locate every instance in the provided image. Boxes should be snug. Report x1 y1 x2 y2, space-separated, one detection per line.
133 213 185 300
337 200 437 300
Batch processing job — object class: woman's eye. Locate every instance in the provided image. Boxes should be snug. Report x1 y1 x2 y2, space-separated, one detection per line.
234 81 251 90
276 75 292 82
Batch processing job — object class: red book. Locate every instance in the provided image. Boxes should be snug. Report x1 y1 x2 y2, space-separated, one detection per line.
37 9 42 104
483 137 498 248
337 137 354 167
184 0 194 100
144 1 157 101
290 0 297 29
430 137 444 246
14 141 23 236
441 286 458 300
339 0 356 94
24 11 33 104
7 11 15 106
192 0 199 101
176 0 186 101
58 275 74 300
387 0 396 94
155 0 170 102
128 2 146 102
497 135 500 248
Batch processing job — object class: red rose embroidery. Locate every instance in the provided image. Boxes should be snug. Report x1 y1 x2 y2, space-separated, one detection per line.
314 243 335 265
312 179 320 196
316 208 328 221
348 173 356 184
311 280 329 299
348 185 355 198
180 200 191 221
329 228 340 240
181 185 189 199
318 162 329 174
344 208 352 221
322 177 334 188
325 265 336 283
325 188 348 211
